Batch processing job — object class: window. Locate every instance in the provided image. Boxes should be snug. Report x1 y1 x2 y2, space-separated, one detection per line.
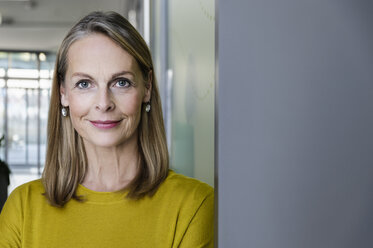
0 51 55 193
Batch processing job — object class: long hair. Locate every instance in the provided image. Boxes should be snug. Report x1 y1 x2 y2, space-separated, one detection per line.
42 11 169 207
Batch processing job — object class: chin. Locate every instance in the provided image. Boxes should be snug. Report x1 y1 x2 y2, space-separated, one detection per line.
85 133 136 148
92 141 120 148
88 137 123 148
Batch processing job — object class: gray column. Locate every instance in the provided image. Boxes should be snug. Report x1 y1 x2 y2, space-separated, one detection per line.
216 0 373 247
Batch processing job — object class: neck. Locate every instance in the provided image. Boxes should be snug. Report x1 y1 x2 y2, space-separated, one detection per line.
82 136 140 192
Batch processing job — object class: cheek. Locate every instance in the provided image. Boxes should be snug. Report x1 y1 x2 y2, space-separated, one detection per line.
69 97 90 116
67 95 91 129
120 93 143 115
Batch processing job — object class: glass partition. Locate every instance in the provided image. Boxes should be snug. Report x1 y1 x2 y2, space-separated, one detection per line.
168 0 215 186
0 84 4 161
151 0 215 186
0 51 54 193
7 88 27 166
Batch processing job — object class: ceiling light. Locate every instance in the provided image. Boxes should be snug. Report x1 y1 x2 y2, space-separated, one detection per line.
39 53 46 61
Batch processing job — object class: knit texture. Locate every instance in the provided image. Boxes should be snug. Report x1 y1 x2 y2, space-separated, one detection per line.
0 170 214 248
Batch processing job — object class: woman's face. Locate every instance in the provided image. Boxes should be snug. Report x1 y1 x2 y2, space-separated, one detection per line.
60 33 151 148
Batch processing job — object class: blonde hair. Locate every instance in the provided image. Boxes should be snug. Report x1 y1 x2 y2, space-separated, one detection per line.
43 11 169 207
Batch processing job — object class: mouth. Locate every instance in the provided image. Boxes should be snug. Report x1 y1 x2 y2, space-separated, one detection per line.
89 120 122 129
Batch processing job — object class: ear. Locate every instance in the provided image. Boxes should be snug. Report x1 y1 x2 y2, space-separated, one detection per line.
143 70 152 103
60 84 69 107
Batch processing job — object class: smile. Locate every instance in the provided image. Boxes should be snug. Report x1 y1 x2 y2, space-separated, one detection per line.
89 120 122 129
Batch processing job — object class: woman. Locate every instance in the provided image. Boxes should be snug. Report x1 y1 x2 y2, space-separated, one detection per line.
0 11 213 247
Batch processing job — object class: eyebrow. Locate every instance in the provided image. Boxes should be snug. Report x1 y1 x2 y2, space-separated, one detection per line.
71 70 135 80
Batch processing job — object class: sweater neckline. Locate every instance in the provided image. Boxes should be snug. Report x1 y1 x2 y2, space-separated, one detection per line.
76 184 129 204
75 170 174 204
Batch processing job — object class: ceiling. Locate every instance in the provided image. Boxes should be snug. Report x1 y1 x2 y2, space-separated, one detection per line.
0 0 132 51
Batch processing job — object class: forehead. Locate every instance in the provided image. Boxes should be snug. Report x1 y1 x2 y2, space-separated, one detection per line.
66 33 140 76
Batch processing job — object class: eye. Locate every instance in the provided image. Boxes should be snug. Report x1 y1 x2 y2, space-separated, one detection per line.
76 80 91 89
115 78 131 88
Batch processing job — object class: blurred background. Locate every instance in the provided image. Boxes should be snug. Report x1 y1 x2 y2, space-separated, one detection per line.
0 0 215 194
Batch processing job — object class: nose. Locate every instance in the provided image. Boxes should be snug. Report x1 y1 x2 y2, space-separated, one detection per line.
95 87 115 112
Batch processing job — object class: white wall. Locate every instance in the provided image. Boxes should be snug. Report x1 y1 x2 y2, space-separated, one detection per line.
0 0 129 51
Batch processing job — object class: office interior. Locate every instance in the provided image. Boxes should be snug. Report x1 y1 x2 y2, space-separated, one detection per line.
2 1 373 247
0 0 215 201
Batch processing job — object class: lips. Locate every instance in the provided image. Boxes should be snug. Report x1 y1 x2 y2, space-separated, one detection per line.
89 120 122 129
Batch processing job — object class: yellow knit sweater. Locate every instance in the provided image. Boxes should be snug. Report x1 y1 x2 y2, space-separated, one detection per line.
0 170 214 247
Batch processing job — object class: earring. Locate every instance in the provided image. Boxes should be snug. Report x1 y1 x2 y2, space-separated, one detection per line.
61 107 68 117
145 103 151 113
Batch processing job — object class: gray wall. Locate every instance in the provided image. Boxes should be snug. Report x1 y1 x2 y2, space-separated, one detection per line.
217 0 373 247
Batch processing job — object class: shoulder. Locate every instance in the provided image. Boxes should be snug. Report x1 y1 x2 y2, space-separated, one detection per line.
1 179 45 224
0 180 43 247
154 171 214 247
10 179 44 195
164 170 213 193
6 179 44 205
156 170 214 206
